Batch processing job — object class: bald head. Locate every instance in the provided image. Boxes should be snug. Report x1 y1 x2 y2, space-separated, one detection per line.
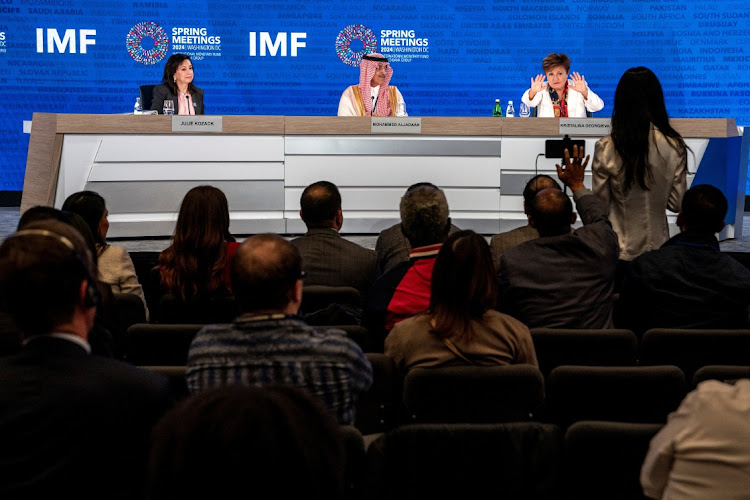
523 175 562 211
528 188 575 237
300 181 342 229
231 234 303 314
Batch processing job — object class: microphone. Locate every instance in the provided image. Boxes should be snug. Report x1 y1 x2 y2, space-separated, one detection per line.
371 96 375 117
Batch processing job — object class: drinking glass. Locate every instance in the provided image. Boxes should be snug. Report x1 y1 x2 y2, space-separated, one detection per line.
396 101 407 117
163 100 175 115
519 102 531 118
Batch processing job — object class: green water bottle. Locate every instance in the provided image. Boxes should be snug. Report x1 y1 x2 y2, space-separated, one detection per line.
492 98 503 117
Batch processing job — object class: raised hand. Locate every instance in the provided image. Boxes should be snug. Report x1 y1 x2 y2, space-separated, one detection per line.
569 72 589 99
528 74 547 99
556 145 589 192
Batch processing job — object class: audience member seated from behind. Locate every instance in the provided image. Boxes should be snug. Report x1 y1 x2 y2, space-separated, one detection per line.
148 385 346 500
155 185 239 323
62 191 149 319
618 184 750 336
386 230 537 373
490 174 562 264
0 220 172 499
641 379 750 499
375 182 461 275
5 206 119 358
366 184 452 350
291 180 377 305
185 233 372 425
497 146 619 329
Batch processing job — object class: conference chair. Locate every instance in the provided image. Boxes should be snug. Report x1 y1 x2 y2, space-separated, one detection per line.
334 324 371 352
530 328 638 379
355 353 401 435
113 292 147 336
141 365 190 401
366 422 563 500
300 285 363 327
563 420 662 500
157 293 238 324
124 323 204 366
139 84 156 111
402 364 545 423
546 365 688 427
692 365 750 388
639 328 750 382
339 425 367 500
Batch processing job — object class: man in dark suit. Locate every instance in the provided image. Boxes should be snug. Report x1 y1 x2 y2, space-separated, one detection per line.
0 220 173 499
497 146 619 329
375 182 460 275
291 181 377 302
490 174 561 264
618 184 750 336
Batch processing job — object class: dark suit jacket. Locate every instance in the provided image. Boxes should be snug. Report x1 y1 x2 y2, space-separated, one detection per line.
291 228 377 298
497 189 619 329
0 336 173 499
150 83 204 115
490 224 539 266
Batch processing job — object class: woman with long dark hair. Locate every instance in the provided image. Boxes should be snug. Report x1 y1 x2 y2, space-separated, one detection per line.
62 190 148 318
593 67 688 267
156 185 238 303
384 230 537 372
150 53 204 115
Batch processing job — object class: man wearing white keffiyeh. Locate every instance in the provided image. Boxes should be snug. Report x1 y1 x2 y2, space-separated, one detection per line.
337 53 407 116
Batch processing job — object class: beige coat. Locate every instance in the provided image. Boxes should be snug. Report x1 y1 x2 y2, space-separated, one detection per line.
592 127 687 261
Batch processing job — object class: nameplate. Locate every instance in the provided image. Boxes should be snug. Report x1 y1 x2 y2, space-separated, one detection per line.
371 117 422 134
172 115 223 132
559 118 611 136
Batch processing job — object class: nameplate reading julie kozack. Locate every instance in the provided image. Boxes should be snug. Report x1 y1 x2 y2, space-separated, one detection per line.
172 116 223 132
559 118 611 136
371 117 422 134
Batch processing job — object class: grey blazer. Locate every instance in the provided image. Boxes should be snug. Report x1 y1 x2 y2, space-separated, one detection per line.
150 83 204 115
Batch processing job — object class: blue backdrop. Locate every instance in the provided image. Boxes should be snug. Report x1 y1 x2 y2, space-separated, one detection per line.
1 0 749 194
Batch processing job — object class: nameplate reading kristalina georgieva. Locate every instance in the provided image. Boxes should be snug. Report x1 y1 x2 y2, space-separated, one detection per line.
371 117 422 134
172 116 223 133
558 118 611 136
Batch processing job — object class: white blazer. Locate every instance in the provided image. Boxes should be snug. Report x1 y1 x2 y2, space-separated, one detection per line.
521 82 604 117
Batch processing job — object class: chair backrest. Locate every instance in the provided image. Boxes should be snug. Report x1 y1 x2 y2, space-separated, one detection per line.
125 323 204 366
563 420 662 500
157 294 238 324
141 365 190 401
639 328 750 382
402 364 545 423
531 328 638 378
338 425 366 500
366 422 562 500
546 365 687 427
128 251 162 316
113 293 147 336
301 285 362 313
139 84 156 111
355 353 400 434
333 324 371 352
692 365 750 388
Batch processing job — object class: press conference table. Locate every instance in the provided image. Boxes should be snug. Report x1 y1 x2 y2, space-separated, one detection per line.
22 113 748 238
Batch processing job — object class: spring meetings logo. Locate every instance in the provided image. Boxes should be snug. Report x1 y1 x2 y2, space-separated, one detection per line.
126 22 169 65
335 24 429 66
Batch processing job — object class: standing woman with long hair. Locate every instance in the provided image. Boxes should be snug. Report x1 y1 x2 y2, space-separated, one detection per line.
384 230 537 373
592 67 687 278
156 185 238 303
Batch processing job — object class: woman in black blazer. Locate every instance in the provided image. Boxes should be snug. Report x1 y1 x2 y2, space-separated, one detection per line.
151 53 205 115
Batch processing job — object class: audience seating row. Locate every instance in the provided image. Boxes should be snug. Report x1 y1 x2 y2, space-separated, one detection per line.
349 420 659 500
143 360 748 435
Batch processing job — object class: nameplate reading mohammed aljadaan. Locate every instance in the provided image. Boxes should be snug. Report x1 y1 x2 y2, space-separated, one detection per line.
371 117 422 134
559 118 610 136
172 116 223 133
